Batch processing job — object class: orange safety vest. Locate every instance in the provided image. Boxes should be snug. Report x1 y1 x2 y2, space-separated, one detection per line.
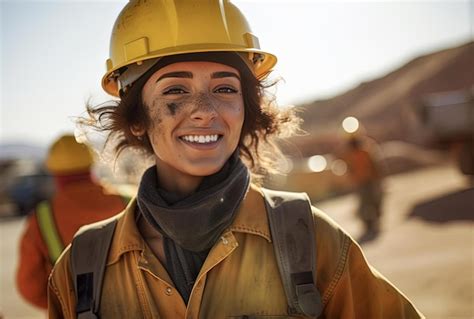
36 196 131 264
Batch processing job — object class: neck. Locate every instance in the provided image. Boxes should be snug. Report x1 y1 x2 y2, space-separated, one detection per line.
154 162 203 198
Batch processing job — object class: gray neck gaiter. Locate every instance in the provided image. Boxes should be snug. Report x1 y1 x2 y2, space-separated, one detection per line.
137 153 250 253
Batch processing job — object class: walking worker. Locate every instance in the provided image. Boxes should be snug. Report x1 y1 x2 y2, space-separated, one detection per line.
16 134 127 309
48 1 424 318
344 135 384 237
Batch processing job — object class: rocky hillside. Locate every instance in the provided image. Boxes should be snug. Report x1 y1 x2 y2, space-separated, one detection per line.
289 41 474 157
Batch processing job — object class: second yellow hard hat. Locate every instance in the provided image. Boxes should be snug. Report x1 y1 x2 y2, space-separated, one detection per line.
45 134 94 175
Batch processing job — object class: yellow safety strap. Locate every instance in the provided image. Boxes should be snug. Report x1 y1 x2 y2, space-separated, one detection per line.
36 201 64 264
120 195 131 206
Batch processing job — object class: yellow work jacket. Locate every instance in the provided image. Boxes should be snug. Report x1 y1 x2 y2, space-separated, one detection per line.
48 185 424 318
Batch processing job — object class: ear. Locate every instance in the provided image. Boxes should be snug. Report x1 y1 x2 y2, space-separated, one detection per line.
130 125 146 137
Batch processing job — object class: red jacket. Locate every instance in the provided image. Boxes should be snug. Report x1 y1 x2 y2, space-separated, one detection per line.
16 174 127 309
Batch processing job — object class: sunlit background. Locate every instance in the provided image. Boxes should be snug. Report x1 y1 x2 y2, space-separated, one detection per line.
1 1 473 318
1 0 472 144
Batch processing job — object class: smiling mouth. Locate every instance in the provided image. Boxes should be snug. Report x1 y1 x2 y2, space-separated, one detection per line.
180 134 221 144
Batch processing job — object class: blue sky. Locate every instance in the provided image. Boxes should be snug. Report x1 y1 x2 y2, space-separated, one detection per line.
1 0 472 145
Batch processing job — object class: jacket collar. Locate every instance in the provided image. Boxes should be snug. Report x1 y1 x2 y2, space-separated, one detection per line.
108 200 144 265
229 184 271 242
108 184 271 264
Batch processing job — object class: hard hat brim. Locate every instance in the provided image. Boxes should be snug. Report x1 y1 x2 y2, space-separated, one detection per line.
102 47 277 97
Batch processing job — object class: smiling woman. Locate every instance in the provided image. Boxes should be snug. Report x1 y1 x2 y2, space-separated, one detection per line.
48 1 424 318
140 61 245 192
84 51 294 181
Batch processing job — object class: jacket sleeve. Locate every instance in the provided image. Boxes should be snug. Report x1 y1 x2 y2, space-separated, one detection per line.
312 207 425 319
16 213 51 309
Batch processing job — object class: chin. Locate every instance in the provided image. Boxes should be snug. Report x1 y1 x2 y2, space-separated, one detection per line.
184 159 227 177
187 165 222 177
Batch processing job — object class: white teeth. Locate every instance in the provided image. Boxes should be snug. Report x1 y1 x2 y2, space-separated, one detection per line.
181 134 219 143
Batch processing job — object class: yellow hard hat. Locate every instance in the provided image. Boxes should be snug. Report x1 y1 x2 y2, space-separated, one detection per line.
102 0 277 97
45 134 94 174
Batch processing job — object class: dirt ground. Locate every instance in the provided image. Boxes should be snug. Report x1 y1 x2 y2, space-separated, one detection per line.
316 164 474 319
0 163 472 318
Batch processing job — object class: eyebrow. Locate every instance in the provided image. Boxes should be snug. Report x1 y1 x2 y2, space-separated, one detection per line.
211 71 240 80
156 70 241 83
156 71 193 83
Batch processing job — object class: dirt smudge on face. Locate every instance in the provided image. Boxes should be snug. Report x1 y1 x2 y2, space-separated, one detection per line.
149 99 164 126
167 102 180 116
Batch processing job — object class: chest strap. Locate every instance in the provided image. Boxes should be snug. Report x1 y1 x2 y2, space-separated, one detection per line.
36 201 64 264
262 188 323 318
70 217 118 319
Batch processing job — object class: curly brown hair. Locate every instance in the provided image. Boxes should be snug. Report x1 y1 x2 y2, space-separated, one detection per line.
82 52 300 177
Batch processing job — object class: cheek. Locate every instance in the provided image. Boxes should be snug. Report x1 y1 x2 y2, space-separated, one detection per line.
146 101 169 148
224 97 245 129
145 99 185 147
216 94 244 119
145 110 167 158
232 101 245 127
235 107 244 127
149 97 186 119
223 104 245 143
166 102 184 116
148 98 186 125
236 101 246 138
147 99 165 127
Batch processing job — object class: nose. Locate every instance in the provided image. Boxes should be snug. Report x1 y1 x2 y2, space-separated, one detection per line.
190 93 218 124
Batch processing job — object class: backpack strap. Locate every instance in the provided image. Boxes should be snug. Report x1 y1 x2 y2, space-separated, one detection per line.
70 217 118 319
262 188 323 318
36 200 64 264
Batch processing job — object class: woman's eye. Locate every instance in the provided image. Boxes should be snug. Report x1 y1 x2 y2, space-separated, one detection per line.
163 87 188 95
215 86 238 94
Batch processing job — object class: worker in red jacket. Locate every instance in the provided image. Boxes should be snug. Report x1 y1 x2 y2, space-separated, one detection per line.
16 133 128 309
344 135 384 237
